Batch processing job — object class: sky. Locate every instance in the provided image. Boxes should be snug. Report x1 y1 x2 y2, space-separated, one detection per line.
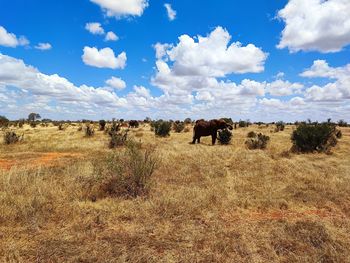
0 0 350 122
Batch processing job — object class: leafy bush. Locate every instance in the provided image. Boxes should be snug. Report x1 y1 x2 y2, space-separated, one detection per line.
30 122 37 128
291 122 339 153
275 121 285 132
84 124 95 137
58 123 64 131
245 133 270 150
173 121 185 133
247 131 257 138
99 120 106 131
218 128 232 145
3 131 23 145
87 141 158 199
153 120 171 137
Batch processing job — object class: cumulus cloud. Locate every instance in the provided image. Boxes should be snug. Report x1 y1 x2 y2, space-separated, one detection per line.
160 27 268 77
0 53 127 115
90 0 148 18
82 47 127 69
106 76 126 90
85 22 105 35
35 43 52 51
105 31 118 41
164 3 176 21
0 26 29 48
267 79 303 96
301 60 350 102
277 0 350 53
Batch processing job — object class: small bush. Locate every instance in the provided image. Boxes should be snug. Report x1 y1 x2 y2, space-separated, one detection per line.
275 121 285 132
154 120 171 137
0 116 9 128
77 125 83 132
335 130 342 139
245 133 270 150
109 130 128 148
30 122 37 128
291 122 339 153
173 121 185 133
247 131 257 138
218 129 232 145
84 125 95 137
58 123 64 131
99 120 106 131
87 141 158 199
4 131 23 145
184 127 190 133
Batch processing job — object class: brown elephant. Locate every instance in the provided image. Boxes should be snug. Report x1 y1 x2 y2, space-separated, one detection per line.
192 119 233 145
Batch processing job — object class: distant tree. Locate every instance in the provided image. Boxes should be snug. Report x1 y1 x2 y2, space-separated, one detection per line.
0 115 9 127
144 117 152 123
28 113 41 122
184 118 192 124
338 119 348 127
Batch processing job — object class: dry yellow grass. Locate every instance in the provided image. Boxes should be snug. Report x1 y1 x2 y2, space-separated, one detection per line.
1 124 350 262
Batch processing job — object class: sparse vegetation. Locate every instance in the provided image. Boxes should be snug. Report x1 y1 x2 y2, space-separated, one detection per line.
84 124 95 137
3 131 22 144
109 129 128 148
87 141 158 199
245 132 270 149
0 121 349 262
275 121 285 132
247 131 257 138
173 121 185 133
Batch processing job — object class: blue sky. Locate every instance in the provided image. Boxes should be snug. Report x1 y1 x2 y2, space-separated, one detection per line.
0 0 350 121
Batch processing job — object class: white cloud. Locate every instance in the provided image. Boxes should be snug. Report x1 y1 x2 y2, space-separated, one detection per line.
105 31 118 41
277 0 350 53
164 3 176 21
35 43 52 51
301 60 350 101
267 79 303 96
90 0 149 18
82 47 127 69
85 22 105 35
0 26 29 48
0 53 127 114
159 27 268 77
106 76 126 90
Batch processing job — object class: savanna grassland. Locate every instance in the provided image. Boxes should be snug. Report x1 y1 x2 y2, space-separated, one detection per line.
1 123 350 262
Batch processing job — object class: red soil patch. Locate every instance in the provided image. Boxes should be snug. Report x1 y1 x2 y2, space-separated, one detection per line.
0 152 83 170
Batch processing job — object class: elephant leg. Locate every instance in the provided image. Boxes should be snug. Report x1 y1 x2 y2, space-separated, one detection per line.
197 137 201 143
192 135 197 144
211 133 217 145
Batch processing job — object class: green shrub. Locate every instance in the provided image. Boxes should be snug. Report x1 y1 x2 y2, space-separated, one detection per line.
218 129 233 145
245 133 270 150
153 120 171 137
173 121 185 133
291 122 339 153
3 131 23 145
238 120 250 128
247 131 257 138
87 141 158 199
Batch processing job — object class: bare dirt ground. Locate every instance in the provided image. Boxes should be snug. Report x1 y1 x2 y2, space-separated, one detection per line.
0 124 350 262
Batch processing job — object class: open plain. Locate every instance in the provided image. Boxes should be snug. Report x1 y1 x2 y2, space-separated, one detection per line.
1 124 350 262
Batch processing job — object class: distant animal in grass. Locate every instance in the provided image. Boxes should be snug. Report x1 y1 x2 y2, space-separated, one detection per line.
192 119 233 145
129 120 139 128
